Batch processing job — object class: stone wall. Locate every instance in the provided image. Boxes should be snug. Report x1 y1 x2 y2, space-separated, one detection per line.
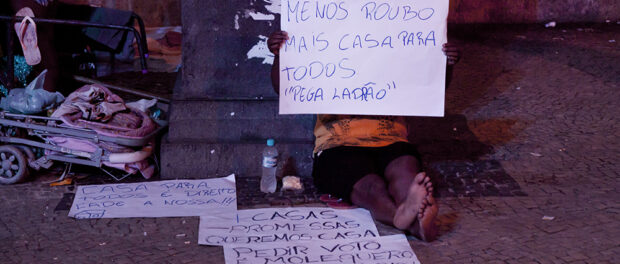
65 0 619 27
63 0 181 26
449 0 619 23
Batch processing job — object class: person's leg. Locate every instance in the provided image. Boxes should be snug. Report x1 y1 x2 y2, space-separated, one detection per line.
384 155 422 204
381 143 438 241
386 159 428 231
349 173 397 225
312 146 377 205
350 153 435 235
313 146 399 225
313 144 437 240
408 194 438 242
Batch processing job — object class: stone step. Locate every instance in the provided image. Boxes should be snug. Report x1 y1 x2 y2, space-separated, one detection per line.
160 141 314 179
167 100 315 141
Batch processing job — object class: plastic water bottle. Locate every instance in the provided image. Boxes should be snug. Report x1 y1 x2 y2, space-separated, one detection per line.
260 139 278 193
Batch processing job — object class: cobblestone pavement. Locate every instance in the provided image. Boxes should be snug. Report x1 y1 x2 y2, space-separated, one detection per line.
1 24 618 263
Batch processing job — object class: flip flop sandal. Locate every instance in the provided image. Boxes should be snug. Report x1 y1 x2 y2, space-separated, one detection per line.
320 194 358 209
15 7 41 66
319 194 341 203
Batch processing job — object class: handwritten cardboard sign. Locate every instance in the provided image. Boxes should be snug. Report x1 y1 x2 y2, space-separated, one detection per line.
279 0 449 116
224 234 420 264
198 207 379 246
68 174 237 219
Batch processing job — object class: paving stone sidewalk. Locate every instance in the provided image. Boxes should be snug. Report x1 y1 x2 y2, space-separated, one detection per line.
1 24 618 263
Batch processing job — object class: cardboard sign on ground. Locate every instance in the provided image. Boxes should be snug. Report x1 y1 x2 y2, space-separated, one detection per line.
279 0 449 116
68 174 237 219
199 207 379 246
224 234 421 264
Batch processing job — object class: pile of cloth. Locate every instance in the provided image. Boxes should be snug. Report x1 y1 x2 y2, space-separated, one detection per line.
144 26 182 72
49 84 158 178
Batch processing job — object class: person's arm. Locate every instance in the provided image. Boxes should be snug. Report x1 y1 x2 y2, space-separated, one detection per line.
442 43 461 88
271 55 280 94
268 31 288 95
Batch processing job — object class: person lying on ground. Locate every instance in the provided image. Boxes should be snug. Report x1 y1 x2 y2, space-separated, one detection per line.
268 30 461 242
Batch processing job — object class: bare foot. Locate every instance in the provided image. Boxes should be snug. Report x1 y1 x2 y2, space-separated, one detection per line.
409 195 439 242
393 172 428 230
422 174 433 194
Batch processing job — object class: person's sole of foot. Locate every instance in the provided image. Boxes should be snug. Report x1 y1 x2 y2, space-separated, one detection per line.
14 7 41 66
409 195 439 242
393 172 428 230
409 175 438 241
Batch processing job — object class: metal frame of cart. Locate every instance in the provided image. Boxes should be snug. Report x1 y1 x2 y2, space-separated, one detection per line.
0 110 167 184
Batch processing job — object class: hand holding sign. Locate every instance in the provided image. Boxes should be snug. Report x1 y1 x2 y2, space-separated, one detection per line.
268 31 289 56
442 43 462 65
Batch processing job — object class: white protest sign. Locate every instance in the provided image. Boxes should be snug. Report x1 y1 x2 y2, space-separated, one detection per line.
68 174 237 219
198 207 379 246
224 234 420 264
279 0 449 116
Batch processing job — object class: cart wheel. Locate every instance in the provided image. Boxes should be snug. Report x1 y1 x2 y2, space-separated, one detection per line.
0 146 29 184
16 145 36 162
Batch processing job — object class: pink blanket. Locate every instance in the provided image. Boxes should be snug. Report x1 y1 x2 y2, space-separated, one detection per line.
50 84 158 178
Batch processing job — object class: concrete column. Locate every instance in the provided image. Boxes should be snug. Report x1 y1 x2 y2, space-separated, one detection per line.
161 0 314 179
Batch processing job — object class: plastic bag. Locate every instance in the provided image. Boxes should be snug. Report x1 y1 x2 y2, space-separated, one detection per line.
0 70 65 114
126 99 157 113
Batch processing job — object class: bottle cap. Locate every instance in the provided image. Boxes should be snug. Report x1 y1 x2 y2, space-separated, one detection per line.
266 138 275 146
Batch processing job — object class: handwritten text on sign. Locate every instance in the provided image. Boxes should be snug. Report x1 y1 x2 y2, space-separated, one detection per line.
224 234 420 264
279 0 449 116
68 174 237 219
199 207 379 246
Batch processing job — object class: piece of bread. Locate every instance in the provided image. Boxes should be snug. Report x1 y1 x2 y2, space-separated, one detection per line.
281 176 303 191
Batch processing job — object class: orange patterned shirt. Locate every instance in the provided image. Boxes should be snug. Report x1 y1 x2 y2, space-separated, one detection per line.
313 114 409 153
